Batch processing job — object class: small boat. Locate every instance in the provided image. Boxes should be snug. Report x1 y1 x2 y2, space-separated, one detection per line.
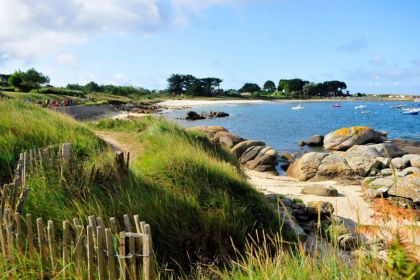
390 105 404 109
355 105 367 109
361 110 370 114
292 104 304 110
402 109 420 115
332 104 342 108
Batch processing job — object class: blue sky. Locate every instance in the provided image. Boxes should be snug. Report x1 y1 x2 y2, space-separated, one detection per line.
1 0 420 94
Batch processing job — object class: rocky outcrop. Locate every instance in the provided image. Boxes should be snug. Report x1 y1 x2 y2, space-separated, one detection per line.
231 140 266 158
189 126 227 137
244 147 278 174
287 152 328 181
324 126 387 151
191 126 278 174
388 173 420 203
185 111 229 120
186 111 205 120
211 131 244 149
306 135 324 146
411 156 420 168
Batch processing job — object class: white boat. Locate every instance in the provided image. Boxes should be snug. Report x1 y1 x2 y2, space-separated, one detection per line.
402 108 420 115
354 105 367 109
292 104 304 110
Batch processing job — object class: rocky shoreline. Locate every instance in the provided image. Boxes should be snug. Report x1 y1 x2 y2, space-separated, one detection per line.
193 124 420 254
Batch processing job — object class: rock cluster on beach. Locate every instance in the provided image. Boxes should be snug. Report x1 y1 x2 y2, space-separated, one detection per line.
190 126 279 174
288 125 420 208
185 111 230 120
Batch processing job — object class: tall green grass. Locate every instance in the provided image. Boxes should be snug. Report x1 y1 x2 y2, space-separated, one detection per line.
1 101 282 274
0 100 104 182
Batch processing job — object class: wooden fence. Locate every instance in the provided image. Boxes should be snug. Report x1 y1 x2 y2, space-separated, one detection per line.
0 144 150 279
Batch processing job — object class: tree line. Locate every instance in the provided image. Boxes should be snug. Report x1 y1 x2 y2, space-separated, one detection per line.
1 68 350 98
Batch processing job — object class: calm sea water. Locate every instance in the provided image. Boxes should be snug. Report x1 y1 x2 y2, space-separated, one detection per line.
163 101 420 155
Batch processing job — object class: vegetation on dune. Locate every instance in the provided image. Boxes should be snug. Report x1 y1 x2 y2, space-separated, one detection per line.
0 102 281 276
0 100 104 182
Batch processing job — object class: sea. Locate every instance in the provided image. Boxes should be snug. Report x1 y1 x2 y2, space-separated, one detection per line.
163 101 420 156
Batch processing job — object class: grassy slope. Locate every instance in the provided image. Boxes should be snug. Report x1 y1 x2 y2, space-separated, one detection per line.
0 100 104 182
0 100 280 274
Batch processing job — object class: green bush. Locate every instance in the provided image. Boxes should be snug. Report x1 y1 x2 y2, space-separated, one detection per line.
30 87 85 97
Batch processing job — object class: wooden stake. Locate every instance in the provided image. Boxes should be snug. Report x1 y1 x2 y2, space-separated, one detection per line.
87 225 94 280
26 214 35 257
123 214 132 232
97 226 106 280
63 220 70 278
47 220 57 273
106 228 117 280
128 234 137 280
118 232 126 280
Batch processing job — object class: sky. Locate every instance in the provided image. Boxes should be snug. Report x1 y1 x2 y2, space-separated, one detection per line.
1 0 420 94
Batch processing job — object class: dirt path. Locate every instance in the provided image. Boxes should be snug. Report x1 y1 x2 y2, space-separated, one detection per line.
95 131 142 160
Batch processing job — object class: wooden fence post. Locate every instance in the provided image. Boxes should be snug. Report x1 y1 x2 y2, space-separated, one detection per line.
87 225 95 280
47 220 57 273
74 225 85 270
143 224 152 280
97 226 106 280
106 228 117 280
119 232 127 280
62 220 70 278
25 214 35 257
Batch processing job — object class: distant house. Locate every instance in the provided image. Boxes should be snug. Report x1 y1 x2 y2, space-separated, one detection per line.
240 92 252 96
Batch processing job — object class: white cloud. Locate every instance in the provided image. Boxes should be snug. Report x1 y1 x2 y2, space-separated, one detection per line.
0 0 161 62
0 0 251 63
57 53 79 66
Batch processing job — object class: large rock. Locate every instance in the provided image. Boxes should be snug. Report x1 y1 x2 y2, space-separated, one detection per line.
306 135 324 146
231 140 266 158
366 177 394 189
211 131 244 149
324 126 387 151
189 126 227 138
368 143 406 158
344 145 382 176
411 156 420 168
402 154 418 167
388 174 420 203
240 146 265 164
186 111 205 120
398 167 420 177
287 152 328 181
391 157 407 170
245 147 278 173
301 185 339 197
316 154 352 178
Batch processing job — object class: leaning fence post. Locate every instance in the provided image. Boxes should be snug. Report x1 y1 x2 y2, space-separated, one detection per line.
123 214 132 232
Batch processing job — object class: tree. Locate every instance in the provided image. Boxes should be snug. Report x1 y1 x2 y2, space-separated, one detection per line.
263 80 276 93
84 81 101 93
8 68 50 91
239 83 261 93
167 74 184 95
167 74 223 96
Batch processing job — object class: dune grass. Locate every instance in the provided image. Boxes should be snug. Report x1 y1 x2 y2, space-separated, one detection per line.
0 101 282 275
0 100 105 182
